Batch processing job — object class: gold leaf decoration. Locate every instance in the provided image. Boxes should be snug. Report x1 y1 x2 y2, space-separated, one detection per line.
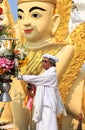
55 0 72 42
59 22 85 104
66 22 85 47
58 22 85 130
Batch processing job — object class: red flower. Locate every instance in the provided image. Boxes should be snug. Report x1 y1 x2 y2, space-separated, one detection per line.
14 50 20 54
0 7 3 15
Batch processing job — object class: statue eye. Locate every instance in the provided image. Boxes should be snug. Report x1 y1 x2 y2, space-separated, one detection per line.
31 12 41 18
18 14 23 19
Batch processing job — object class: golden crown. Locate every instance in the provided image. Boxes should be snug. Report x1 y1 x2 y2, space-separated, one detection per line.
18 0 56 5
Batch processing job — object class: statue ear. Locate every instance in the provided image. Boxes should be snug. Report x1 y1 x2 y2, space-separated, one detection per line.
52 14 60 36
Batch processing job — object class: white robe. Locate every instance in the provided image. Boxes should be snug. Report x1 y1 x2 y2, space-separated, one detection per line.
21 67 66 130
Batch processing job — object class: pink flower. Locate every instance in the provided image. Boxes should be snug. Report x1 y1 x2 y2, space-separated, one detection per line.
0 57 15 73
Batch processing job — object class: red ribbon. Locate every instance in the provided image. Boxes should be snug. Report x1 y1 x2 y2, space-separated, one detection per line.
24 85 36 110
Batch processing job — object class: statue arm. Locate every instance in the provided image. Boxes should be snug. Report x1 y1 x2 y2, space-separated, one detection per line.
55 44 74 80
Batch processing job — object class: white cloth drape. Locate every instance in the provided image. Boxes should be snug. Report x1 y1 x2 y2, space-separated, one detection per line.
22 66 67 121
21 67 67 130
36 106 58 130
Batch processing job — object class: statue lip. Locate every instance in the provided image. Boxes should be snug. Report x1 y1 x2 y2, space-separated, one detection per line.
24 29 33 34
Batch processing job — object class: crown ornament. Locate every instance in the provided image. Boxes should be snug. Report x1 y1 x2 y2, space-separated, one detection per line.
18 0 56 5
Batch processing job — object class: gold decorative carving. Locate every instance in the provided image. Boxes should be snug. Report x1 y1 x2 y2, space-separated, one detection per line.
60 22 85 103
58 23 85 130
55 0 72 42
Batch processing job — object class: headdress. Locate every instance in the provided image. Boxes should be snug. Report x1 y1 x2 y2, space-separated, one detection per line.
18 0 56 5
42 54 59 63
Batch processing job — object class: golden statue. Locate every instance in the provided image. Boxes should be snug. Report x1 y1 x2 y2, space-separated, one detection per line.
0 0 85 130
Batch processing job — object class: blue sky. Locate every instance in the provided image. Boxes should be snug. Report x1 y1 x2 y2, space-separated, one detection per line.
8 0 18 21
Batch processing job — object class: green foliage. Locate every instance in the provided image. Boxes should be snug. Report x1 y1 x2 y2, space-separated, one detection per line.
0 25 10 37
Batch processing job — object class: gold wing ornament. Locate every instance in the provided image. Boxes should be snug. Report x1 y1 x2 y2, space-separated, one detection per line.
57 21 85 130
55 0 72 42
54 0 85 128
59 22 85 104
54 0 85 105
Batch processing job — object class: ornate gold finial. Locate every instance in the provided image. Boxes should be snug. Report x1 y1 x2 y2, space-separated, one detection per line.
18 0 56 5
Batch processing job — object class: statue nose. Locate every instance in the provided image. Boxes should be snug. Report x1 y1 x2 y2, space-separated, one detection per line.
24 17 31 27
24 23 31 27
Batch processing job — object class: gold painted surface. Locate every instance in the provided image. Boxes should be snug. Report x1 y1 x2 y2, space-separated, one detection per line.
60 22 85 103
59 23 85 130
55 0 72 42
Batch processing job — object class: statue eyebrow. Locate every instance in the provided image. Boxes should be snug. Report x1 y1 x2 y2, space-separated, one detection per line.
18 9 24 13
29 6 46 12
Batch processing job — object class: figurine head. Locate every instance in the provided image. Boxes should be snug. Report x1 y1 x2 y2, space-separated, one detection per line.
17 0 60 42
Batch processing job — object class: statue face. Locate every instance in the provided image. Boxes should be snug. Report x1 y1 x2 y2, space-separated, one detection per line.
18 2 54 42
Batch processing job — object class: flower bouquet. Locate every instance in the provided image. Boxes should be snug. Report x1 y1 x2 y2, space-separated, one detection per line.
0 6 29 102
0 38 28 102
0 48 15 76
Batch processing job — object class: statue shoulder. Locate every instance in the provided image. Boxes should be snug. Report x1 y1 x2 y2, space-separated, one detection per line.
55 44 74 80
57 44 74 55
